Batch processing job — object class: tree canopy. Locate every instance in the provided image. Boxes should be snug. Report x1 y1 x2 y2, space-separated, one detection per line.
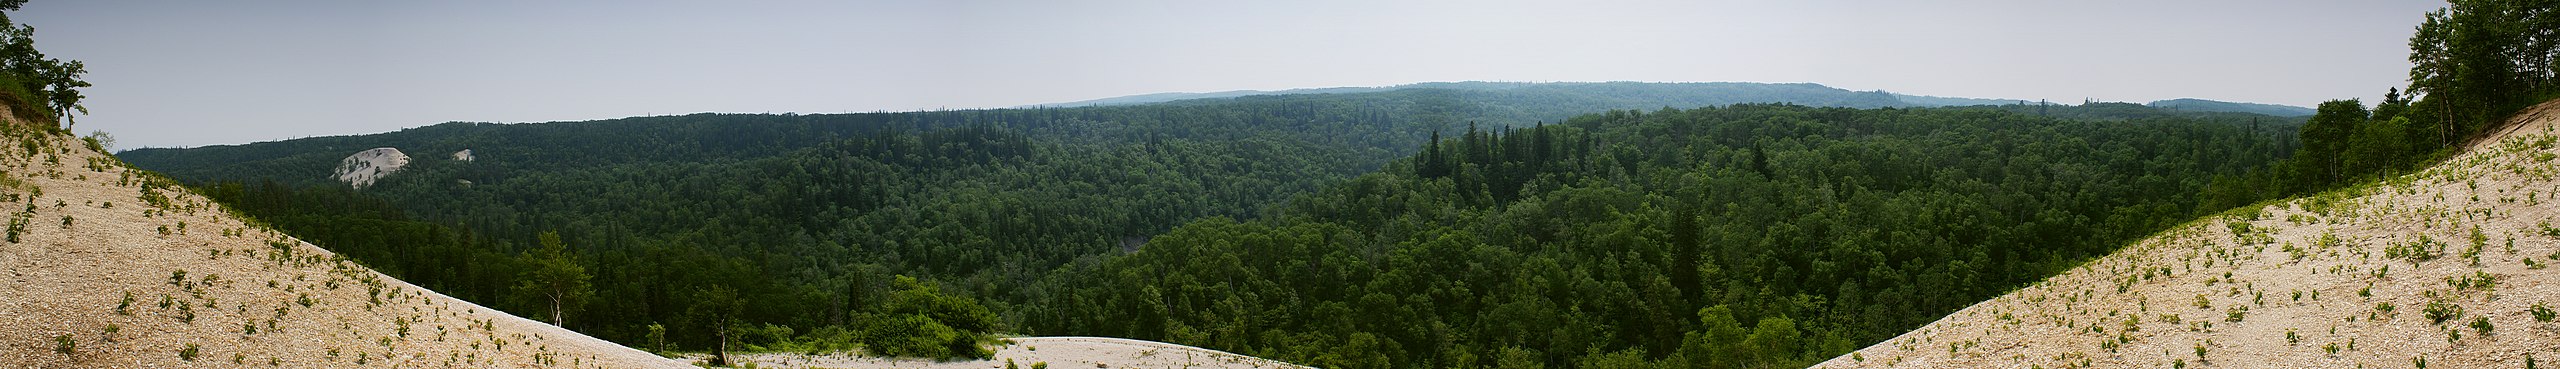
0 0 86 128
1025 104 2294 368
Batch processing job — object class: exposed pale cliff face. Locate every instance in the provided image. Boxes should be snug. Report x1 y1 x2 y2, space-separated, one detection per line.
0 128 687 368
1816 99 2560 369
332 148 409 189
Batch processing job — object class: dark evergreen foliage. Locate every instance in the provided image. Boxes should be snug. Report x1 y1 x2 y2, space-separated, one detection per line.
1026 104 2294 368
138 85 2301 363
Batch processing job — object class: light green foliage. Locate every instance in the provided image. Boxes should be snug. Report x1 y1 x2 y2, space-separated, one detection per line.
645 323 666 353
1682 306 1749 369
1743 317 1802 366
2386 235 2446 263
1492 346 1544 369
865 313 972 358
511 231 591 326
851 276 994 359
2425 300 2465 325
0 1 90 128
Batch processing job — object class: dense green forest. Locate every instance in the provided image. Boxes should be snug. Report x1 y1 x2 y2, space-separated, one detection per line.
1024 104 2297 368
2146 98 2316 117
132 82 2075 358
1044 81 1923 109
147 100 2306 363
119 0 2560 365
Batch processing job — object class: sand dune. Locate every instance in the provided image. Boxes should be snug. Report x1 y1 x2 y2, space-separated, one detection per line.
1817 99 2560 368
0 126 687 368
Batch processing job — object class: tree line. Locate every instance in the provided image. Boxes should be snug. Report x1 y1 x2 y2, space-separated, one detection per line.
2200 0 2560 210
134 70 2331 365
0 0 88 130
128 79 2013 359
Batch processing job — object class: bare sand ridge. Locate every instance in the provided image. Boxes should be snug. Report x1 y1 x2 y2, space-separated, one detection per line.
723 336 1312 369
333 147 410 189
0 128 687 368
1815 99 2560 368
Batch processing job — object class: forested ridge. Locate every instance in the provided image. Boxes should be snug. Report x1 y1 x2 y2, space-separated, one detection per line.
7 0 2550 366
1031 1 2560 367
136 100 2308 364
123 1 2560 363
128 82 2097 359
123 8 2560 364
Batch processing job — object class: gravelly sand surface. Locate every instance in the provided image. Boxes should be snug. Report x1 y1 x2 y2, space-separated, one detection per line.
1816 99 2560 368
724 336 1311 369
0 127 686 368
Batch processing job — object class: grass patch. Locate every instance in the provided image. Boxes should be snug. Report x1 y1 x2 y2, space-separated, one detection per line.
2425 300 2464 325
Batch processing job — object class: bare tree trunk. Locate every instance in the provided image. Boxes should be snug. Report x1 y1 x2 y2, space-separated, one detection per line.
713 324 732 366
548 291 564 326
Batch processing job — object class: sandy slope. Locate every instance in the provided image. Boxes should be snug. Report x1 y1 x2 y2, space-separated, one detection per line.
1814 99 2560 368
0 127 686 368
725 336 1311 369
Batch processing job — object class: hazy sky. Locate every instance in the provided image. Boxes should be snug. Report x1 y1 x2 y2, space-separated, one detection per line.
25 0 2445 149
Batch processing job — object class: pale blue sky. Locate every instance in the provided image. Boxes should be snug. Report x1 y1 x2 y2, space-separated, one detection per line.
24 0 2443 149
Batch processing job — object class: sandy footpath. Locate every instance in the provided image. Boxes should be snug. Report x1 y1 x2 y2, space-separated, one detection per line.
724 336 1310 369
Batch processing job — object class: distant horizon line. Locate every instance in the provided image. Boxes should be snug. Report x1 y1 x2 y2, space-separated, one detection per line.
112 80 2313 152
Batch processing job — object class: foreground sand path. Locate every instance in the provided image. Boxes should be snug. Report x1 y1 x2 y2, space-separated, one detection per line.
727 336 1311 369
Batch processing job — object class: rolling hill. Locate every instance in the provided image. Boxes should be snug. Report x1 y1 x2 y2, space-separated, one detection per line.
2149 98 2319 117
1034 81 2026 109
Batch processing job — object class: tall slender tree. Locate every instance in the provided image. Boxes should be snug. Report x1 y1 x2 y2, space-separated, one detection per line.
515 231 592 326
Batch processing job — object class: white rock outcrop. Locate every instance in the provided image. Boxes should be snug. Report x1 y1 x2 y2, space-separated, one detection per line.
333 147 411 189
453 149 474 161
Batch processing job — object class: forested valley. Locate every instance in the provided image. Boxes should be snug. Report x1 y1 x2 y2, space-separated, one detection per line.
128 95 2306 363
1029 104 2298 368
125 83 2041 358
108 0 2560 365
